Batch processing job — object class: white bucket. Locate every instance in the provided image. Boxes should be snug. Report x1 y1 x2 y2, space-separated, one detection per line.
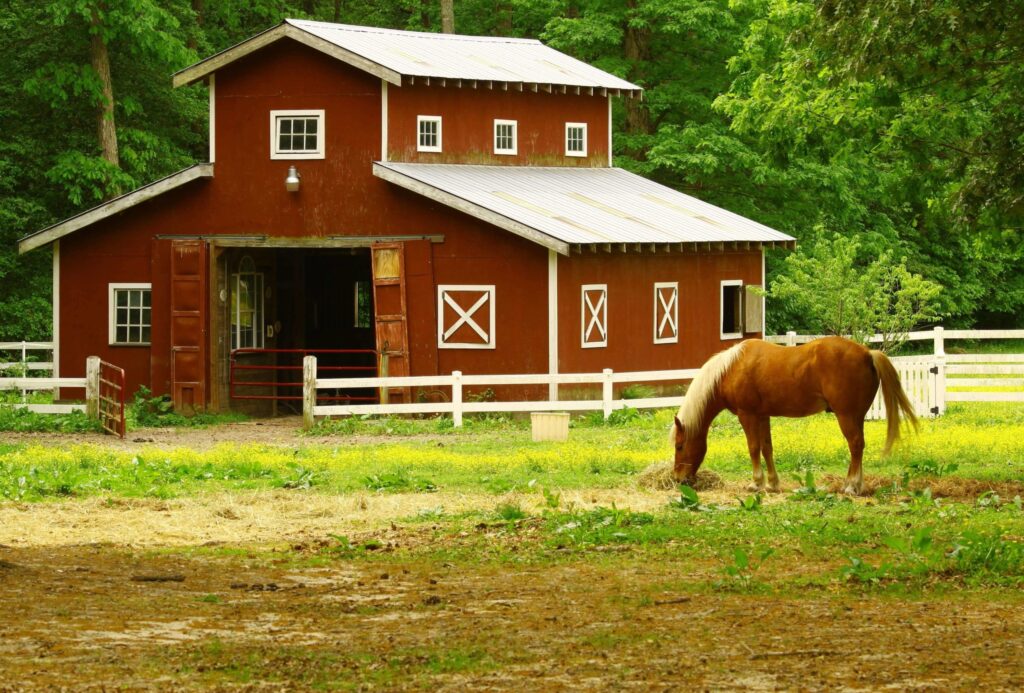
531 412 570 442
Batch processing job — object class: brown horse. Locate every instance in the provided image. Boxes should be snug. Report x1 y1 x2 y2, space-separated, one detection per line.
672 337 918 495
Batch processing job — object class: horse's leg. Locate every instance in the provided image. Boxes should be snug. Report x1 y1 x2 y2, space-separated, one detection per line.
836 413 866 495
761 416 780 493
738 412 765 492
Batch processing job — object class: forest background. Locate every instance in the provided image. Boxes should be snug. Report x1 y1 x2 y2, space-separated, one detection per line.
1 0 1020 341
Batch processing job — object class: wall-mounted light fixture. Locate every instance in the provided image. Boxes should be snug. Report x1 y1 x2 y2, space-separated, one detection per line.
285 165 301 192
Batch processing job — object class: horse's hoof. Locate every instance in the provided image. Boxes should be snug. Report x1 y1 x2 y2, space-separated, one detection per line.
746 482 765 493
767 484 781 494
842 484 862 496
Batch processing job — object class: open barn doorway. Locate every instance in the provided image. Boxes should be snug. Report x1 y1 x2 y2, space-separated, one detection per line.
213 246 377 414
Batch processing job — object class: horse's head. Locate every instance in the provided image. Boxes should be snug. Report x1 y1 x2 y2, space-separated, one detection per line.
672 416 701 484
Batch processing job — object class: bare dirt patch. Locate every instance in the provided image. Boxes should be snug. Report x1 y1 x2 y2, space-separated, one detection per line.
1 541 1022 691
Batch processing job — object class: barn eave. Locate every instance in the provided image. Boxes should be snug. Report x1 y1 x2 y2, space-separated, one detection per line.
18 164 214 255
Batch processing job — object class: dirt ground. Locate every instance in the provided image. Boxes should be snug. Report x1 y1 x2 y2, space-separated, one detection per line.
2 537 1023 691
3 425 1024 690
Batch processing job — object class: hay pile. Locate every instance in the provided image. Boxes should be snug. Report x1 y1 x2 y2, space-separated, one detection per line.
636 461 723 491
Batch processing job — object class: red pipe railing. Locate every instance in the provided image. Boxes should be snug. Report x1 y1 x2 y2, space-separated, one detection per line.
230 348 378 403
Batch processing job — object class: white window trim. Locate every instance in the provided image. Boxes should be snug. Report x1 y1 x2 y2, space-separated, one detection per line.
493 119 518 155
653 281 679 344
417 115 443 153
565 122 588 158
270 109 325 160
108 282 152 346
581 284 607 348
720 279 744 340
438 285 496 350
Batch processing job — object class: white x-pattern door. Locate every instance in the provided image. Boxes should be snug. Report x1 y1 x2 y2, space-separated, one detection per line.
581 284 608 348
653 282 678 344
437 285 496 349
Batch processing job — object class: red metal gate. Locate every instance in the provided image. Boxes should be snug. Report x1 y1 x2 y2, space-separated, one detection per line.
229 348 378 404
98 360 126 438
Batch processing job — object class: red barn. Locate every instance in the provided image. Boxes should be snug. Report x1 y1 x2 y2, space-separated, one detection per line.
19 20 794 413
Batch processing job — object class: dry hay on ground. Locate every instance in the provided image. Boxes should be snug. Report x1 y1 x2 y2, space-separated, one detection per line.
637 461 723 491
822 474 1024 500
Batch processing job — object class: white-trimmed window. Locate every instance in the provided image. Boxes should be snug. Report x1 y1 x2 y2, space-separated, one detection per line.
581 284 607 348
721 280 744 340
270 109 325 159
653 282 679 344
231 256 265 350
438 285 495 349
417 115 442 152
566 122 588 157
494 119 517 155
109 283 151 345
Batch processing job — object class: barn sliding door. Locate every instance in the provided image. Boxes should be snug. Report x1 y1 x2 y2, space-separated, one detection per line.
371 242 410 403
170 239 208 413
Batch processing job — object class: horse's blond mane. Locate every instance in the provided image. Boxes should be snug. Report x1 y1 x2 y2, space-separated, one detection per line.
674 342 748 433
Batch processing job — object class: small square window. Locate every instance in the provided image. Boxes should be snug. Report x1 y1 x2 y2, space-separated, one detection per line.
417 116 442 153
270 110 325 160
566 122 588 157
109 284 152 345
494 119 517 155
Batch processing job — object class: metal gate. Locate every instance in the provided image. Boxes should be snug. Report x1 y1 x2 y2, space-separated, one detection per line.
867 356 944 421
98 360 126 438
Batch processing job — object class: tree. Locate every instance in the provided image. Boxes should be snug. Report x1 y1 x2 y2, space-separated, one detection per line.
769 234 942 351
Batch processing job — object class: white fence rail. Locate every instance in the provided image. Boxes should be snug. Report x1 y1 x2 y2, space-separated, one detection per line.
769 327 1024 413
0 354 95 416
301 327 1021 429
303 355 696 429
0 341 55 403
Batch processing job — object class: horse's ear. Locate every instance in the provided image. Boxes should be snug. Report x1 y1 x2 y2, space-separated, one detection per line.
674 416 684 433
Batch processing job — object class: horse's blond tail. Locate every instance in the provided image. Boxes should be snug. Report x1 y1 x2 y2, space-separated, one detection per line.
870 350 919 455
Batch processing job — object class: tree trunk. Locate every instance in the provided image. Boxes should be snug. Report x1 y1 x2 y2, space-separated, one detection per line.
188 0 204 50
334 0 343 23
90 6 119 172
440 0 454 33
622 1 652 142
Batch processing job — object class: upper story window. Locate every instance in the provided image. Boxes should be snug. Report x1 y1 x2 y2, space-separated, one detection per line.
109 283 151 346
270 110 325 160
494 119 518 155
566 122 588 158
418 115 442 152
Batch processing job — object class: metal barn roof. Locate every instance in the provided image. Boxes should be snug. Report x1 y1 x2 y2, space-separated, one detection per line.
173 20 642 95
373 163 795 255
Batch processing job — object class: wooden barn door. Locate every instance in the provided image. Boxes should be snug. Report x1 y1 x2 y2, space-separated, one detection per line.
170 239 208 413
371 242 410 403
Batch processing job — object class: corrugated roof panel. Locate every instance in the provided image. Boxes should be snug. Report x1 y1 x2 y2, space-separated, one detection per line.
373 163 794 249
287 20 640 91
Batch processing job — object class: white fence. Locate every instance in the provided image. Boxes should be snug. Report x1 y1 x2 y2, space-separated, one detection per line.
301 326 1022 428
0 349 91 415
769 327 1024 417
302 356 696 429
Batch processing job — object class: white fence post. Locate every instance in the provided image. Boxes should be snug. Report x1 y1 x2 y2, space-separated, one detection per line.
452 370 463 427
933 327 946 416
602 368 614 420
85 356 100 421
303 355 317 430
20 341 27 402
786 331 797 347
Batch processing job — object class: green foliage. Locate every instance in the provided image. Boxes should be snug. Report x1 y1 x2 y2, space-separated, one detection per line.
769 233 943 350
0 405 100 433
668 484 710 512
549 505 655 548
127 386 245 429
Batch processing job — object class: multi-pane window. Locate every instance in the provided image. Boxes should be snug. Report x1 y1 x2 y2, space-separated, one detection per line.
417 115 442 152
109 284 151 345
494 119 517 155
231 256 265 350
270 110 325 159
565 122 588 157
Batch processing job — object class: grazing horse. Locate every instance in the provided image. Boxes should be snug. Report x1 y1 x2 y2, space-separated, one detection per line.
672 337 918 495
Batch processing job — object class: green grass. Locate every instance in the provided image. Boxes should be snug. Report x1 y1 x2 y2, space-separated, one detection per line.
2 403 1022 501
